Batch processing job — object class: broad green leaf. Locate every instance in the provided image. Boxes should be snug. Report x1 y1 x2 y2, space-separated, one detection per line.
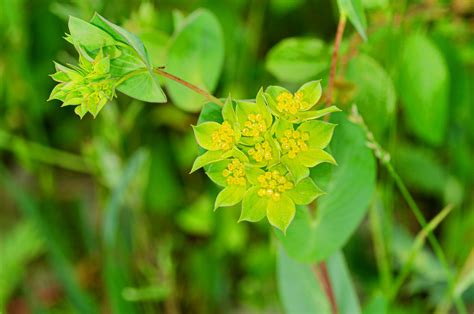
362 293 388 314
68 16 116 52
297 80 323 110
276 112 376 261
192 122 221 150
345 54 396 139
267 195 295 233
277 248 361 314
298 149 336 168
240 187 268 222
299 120 337 149
337 0 367 41
297 106 341 121
166 9 224 112
282 155 309 183
265 37 329 83
116 71 167 103
190 150 225 173
214 185 246 210
197 102 224 125
398 33 449 145
286 177 324 205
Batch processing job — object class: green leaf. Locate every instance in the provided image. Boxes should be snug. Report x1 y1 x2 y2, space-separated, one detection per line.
337 0 367 41
116 71 167 103
240 187 268 222
190 150 226 173
286 177 324 205
277 248 361 314
68 16 116 52
276 112 376 261
297 80 323 110
166 9 224 112
277 246 331 314
298 149 337 168
265 37 329 83
398 33 449 145
214 185 246 210
296 106 341 121
282 155 309 183
299 120 337 149
206 160 230 187
267 195 295 233
198 102 224 125
345 54 396 139
192 122 221 150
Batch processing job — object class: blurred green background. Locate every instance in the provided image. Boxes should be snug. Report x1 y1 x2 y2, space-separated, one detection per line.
0 0 473 313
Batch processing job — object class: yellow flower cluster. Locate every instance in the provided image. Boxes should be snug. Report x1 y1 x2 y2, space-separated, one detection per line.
279 129 309 159
249 141 273 163
222 159 246 186
257 170 294 201
211 121 235 151
242 113 267 137
276 91 308 115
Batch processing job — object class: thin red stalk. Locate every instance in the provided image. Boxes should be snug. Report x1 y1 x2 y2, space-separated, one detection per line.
154 67 224 106
325 15 347 109
313 262 338 314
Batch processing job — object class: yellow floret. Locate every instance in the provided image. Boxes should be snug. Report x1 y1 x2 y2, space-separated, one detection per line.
276 91 309 115
248 141 273 163
222 159 246 186
278 128 310 159
211 121 235 151
257 170 294 201
242 113 267 137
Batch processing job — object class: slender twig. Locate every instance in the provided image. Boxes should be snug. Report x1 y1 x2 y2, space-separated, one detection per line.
313 262 338 314
325 14 347 108
154 67 224 107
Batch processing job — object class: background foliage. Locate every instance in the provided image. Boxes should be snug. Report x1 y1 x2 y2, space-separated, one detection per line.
0 0 473 313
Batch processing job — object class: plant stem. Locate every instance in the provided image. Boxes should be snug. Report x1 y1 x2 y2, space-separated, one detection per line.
313 262 338 314
154 67 224 107
325 14 347 108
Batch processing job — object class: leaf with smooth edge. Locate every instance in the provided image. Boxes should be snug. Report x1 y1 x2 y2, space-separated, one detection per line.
298 149 336 168
276 112 376 262
192 122 221 150
286 177 324 205
297 80 322 110
166 9 224 112
297 106 341 121
265 37 329 83
337 0 367 41
116 71 167 103
221 97 237 125
240 187 268 222
282 155 309 183
190 150 225 173
277 248 360 314
345 54 396 139
398 33 449 145
245 166 265 185
90 13 151 66
198 102 223 125
299 120 336 149
214 185 246 210
68 16 116 52
267 195 295 233
206 160 230 187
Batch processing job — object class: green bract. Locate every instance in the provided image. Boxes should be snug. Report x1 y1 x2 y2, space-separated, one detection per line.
193 85 338 233
49 14 166 118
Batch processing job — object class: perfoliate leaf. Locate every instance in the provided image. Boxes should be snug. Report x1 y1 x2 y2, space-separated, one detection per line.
267 195 295 233
68 16 116 52
190 150 226 173
298 120 336 149
240 187 268 222
282 155 309 183
192 122 221 150
298 149 337 168
285 177 324 205
297 80 322 110
214 185 246 210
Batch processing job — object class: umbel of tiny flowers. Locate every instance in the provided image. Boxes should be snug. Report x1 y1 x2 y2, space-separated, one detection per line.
48 51 116 118
264 81 340 123
192 81 338 233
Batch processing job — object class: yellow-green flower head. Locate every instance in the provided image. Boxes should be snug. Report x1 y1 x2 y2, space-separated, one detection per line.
236 88 273 145
265 81 340 123
223 159 246 186
48 51 116 118
275 119 337 183
239 165 323 233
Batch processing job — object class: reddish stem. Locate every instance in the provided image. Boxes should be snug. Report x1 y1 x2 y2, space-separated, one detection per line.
154 67 224 107
313 262 338 314
325 15 347 109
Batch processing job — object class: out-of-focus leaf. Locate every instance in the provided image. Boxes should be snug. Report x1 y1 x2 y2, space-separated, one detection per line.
0 221 43 308
277 247 360 313
393 143 448 195
363 293 388 314
345 54 396 139
276 112 376 262
270 0 305 14
265 37 329 83
337 0 367 40
454 249 474 298
362 0 388 9
177 194 214 236
398 33 449 145
166 9 224 112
